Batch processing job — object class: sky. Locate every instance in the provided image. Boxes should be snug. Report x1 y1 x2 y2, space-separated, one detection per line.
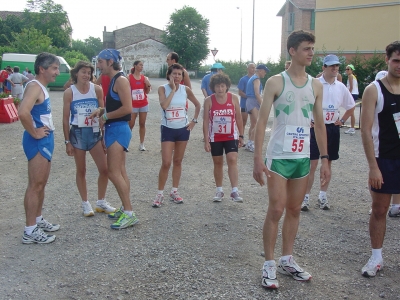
3 0 286 65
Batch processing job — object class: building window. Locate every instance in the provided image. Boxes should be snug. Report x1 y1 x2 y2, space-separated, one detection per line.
288 12 295 32
310 11 315 30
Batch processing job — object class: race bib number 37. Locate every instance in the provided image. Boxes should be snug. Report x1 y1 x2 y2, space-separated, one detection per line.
283 125 310 154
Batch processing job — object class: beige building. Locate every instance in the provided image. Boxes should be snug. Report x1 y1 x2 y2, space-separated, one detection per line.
315 1 400 57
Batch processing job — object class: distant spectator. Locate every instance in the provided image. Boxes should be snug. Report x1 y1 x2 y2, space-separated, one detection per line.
7 66 28 99
344 64 359 135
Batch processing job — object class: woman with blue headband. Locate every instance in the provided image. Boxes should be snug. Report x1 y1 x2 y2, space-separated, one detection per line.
91 49 139 230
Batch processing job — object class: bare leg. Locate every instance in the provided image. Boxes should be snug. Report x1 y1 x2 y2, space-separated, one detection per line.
138 112 147 144
24 153 51 226
212 155 224 187
241 111 248 141
129 112 137 131
282 176 309 255
107 142 131 211
305 159 318 195
392 194 400 205
369 191 391 248
171 140 188 188
249 108 259 141
89 141 108 200
226 151 239 188
158 142 174 190
263 173 288 260
320 160 332 192
73 148 88 201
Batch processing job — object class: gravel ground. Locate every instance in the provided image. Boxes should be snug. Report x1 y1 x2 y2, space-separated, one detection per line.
0 78 399 300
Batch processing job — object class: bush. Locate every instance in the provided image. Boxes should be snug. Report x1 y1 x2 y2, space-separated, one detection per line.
159 64 168 78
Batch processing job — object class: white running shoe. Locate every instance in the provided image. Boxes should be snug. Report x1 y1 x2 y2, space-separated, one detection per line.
262 261 279 289
213 191 224 202
152 194 164 208
277 256 312 281
37 218 60 232
362 256 383 277
230 191 243 202
318 195 330 210
82 201 94 217
301 198 310 211
95 201 117 214
22 227 56 244
388 205 400 217
139 144 146 151
344 128 355 135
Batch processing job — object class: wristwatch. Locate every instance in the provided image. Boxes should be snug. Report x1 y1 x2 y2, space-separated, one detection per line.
320 155 329 160
192 118 198 123
65 140 70 145
340 119 345 125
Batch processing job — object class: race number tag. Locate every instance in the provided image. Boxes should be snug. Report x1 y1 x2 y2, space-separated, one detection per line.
283 125 310 154
165 107 185 122
323 105 338 123
393 112 400 138
212 116 232 134
132 89 144 101
77 107 99 132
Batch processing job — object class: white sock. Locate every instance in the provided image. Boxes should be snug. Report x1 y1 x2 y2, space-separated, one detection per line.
158 190 164 195
97 199 105 204
391 204 400 209
280 255 292 265
263 260 275 268
216 187 223 192
232 187 238 193
124 210 133 217
319 191 327 198
371 248 382 261
304 194 309 201
171 187 178 193
25 225 37 235
36 216 43 223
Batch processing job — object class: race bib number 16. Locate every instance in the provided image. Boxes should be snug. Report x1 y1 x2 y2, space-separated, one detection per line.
283 125 310 154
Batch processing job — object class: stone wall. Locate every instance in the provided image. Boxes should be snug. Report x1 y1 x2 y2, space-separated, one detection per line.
119 39 171 77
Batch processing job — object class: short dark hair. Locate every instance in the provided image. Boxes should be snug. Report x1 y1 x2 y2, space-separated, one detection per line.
209 73 231 93
34 52 59 75
287 30 315 53
166 63 184 80
386 41 400 59
13 66 20 73
70 61 94 83
169 52 179 63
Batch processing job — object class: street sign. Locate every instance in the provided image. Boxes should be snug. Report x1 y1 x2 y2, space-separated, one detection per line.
211 49 218 57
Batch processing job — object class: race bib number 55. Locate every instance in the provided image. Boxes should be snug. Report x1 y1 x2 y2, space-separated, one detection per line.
283 125 310 154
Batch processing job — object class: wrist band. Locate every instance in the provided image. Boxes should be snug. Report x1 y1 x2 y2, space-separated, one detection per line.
102 113 108 121
239 135 244 138
320 155 329 160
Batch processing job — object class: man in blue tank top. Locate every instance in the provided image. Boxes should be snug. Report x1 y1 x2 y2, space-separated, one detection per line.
19 53 61 244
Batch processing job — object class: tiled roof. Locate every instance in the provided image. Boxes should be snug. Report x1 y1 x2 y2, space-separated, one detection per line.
277 0 316 16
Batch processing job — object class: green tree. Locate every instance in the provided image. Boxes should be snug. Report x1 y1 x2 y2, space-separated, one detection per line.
8 27 56 54
63 50 89 67
71 36 102 60
23 0 71 49
162 6 209 70
0 15 24 46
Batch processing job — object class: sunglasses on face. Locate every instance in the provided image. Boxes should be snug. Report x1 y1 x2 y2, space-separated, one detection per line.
346 68 350 70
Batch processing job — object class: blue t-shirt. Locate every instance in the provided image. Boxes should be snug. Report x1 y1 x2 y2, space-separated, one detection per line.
246 74 263 98
238 75 251 108
201 71 217 96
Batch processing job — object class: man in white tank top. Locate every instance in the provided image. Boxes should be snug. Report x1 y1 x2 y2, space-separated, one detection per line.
253 30 330 289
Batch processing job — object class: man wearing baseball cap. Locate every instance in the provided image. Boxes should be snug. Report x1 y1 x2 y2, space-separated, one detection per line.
201 63 225 98
302 54 355 211
244 64 269 152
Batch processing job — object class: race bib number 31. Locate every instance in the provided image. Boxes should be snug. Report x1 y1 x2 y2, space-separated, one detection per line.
77 107 99 132
283 125 310 154
212 116 232 134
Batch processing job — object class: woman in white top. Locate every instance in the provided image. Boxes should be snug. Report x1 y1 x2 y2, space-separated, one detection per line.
344 64 359 135
152 63 200 207
62 61 115 217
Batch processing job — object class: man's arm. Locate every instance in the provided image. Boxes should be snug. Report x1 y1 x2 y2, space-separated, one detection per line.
253 79 262 104
232 94 244 147
312 78 330 186
253 77 278 186
237 78 247 98
361 83 383 189
203 97 211 152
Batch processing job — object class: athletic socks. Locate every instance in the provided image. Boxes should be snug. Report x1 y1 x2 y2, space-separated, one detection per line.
171 187 178 193
216 187 223 193
124 211 133 217
372 248 382 261
319 191 327 199
232 187 239 193
25 225 37 235
158 190 164 195
36 216 43 223
304 194 309 201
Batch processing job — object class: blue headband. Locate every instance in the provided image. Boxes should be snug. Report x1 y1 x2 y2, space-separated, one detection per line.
98 49 121 62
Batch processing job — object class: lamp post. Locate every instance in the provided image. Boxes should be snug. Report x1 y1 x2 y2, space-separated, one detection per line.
252 0 255 62
236 7 242 64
